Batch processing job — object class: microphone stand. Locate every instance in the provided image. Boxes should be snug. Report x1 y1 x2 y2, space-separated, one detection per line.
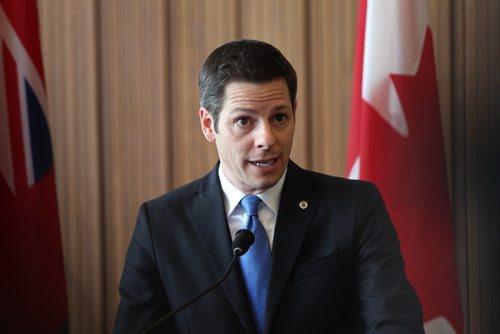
141 255 238 334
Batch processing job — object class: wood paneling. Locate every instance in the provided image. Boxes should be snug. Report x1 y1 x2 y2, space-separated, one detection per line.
168 0 237 187
309 0 358 176
451 0 500 332
38 1 103 333
37 0 499 332
98 1 170 332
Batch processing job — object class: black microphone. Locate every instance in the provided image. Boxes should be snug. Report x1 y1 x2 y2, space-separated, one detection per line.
141 229 254 333
232 229 255 256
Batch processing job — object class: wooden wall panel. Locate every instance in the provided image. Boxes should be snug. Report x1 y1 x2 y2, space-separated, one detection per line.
309 0 358 176
450 0 470 331
463 3 482 332
98 1 169 332
451 0 500 332
37 1 103 333
168 0 238 188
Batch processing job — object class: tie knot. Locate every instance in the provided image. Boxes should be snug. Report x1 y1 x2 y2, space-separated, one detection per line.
240 195 261 216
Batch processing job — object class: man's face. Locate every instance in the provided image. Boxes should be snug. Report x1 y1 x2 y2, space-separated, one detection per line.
200 79 296 194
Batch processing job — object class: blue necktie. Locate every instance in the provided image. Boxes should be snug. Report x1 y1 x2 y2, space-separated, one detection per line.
239 195 271 334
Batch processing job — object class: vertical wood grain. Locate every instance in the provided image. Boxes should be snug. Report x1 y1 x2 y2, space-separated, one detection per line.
98 1 169 332
486 0 500 329
168 0 238 188
309 0 358 176
450 0 470 329
451 0 500 332
37 1 103 333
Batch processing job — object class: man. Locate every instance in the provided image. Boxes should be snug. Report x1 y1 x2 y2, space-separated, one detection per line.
115 39 423 333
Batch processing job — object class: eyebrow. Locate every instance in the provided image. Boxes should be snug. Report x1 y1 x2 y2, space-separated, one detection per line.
230 105 292 114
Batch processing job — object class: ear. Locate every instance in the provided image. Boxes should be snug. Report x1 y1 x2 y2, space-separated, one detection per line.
199 107 216 143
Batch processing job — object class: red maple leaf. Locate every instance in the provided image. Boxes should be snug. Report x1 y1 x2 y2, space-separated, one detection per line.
359 28 463 331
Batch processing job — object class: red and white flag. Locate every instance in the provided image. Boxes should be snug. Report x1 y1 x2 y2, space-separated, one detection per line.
347 0 463 333
0 0 68 332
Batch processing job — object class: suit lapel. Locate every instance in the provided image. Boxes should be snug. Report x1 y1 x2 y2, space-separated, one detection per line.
265 162 323 332
184 165 256 333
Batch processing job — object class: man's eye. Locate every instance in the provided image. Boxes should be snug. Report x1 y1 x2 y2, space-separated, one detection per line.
235 118 250 126
274 113 287 123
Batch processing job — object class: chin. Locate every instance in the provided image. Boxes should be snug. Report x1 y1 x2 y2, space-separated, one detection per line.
253 178 280 192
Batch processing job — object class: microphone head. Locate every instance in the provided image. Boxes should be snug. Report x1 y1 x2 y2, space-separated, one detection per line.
233 229 254 256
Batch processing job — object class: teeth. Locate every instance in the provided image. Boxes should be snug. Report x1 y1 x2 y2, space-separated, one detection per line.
254 160 274 167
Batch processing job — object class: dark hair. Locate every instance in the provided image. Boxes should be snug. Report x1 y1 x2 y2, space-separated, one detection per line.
199 39 297 132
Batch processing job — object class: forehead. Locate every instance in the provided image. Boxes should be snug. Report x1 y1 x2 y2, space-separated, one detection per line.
222 79 291 111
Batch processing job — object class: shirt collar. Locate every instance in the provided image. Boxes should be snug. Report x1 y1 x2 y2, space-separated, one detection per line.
218 166 287 216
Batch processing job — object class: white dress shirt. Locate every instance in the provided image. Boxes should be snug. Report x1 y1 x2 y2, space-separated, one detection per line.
218 167 286 249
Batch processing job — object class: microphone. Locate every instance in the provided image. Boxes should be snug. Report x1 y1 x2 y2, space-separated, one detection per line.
232 229 255 256
141 229 254 333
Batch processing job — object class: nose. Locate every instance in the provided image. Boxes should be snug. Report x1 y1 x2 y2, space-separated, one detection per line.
255 121 276 149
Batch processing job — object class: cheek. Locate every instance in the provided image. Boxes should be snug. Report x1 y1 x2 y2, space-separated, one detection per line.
231 136 253 152
218 138 244 161
278 129 294 147
217 131 254 159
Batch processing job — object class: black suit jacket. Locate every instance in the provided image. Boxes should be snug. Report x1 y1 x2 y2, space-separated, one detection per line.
115 161 423 333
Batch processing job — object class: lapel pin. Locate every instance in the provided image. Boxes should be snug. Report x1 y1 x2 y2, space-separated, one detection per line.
299 200 308 209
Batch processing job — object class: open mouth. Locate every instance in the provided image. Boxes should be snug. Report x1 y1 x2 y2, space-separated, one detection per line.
251 159 276 167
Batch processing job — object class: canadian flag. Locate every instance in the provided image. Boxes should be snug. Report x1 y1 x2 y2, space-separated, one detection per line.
347 0 464 333
0 0 68 332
